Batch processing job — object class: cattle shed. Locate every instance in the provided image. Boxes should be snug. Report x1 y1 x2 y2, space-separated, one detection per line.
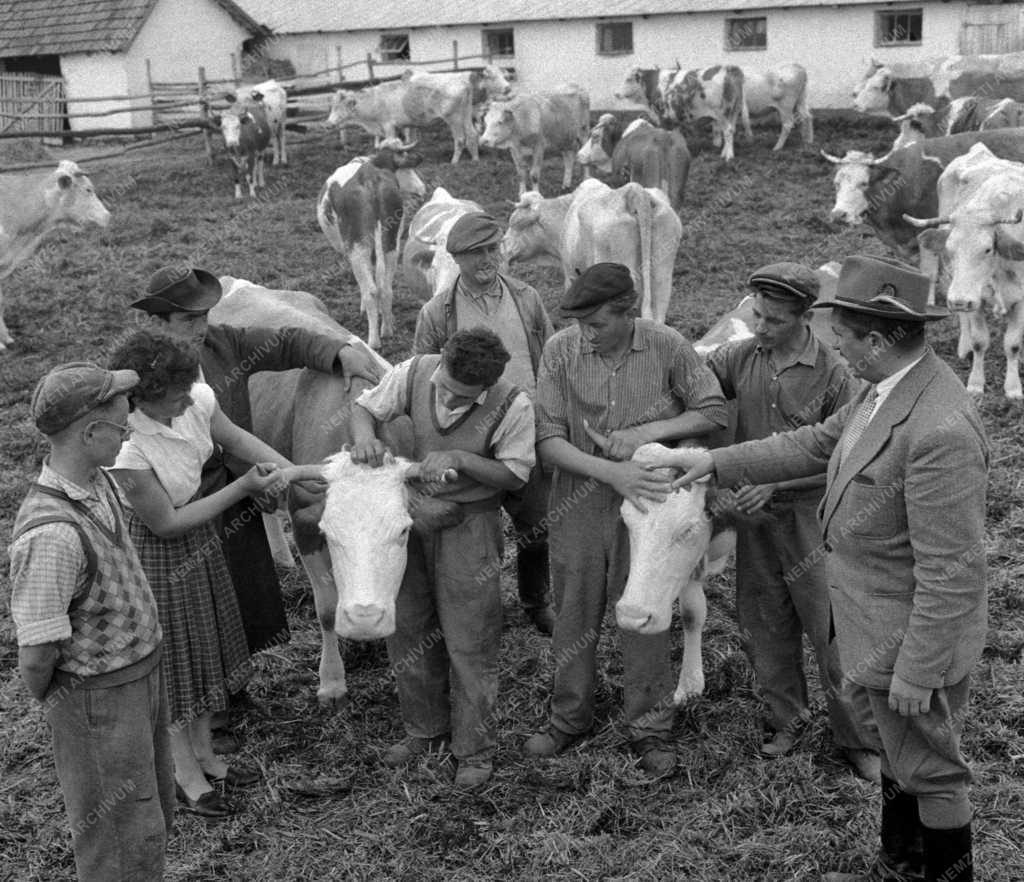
0 0 265 133
234 0 1024 111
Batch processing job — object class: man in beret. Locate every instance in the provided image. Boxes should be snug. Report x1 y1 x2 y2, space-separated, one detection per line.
706 261 879 781
10 363 174 880
413 212 557 635
665 255 987 881
524 261 728 778
131 265 382 741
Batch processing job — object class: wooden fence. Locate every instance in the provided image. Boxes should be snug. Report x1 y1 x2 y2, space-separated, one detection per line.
0 72 66 137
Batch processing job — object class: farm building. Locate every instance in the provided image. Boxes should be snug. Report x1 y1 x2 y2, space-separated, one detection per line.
0 0 266 133
234 0 1024 109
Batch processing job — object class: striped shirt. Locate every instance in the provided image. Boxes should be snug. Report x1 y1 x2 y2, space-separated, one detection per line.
536 319 728 458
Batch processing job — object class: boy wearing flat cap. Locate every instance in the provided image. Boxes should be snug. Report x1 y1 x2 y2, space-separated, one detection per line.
665 255 987 882
9 364 174 881
706 261 879 781
525 262 728 778
131 265 381 725
414 212 557 635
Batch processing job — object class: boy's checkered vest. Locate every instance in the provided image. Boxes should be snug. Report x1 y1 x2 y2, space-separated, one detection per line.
12 472 161 677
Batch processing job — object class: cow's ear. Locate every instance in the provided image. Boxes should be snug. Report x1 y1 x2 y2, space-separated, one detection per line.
994 227 1024 261
917 228 949 255
882 73 894 93
57 173 73 190
223 92 236 104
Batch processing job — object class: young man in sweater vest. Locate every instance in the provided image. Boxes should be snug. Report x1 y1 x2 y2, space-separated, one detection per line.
351 328 536 789
9 363 174 881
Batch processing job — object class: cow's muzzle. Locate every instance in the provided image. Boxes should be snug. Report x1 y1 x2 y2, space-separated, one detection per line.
615 603 654 632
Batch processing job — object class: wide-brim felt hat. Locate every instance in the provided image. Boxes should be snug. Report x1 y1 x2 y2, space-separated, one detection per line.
130 266 222 315
810 254 948 322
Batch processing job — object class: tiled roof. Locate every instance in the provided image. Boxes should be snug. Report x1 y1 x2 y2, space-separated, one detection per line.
0 0 263 58
237 0 925 33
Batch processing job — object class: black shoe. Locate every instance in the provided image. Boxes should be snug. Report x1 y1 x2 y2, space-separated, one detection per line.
205 763 261 789
175 783 234 818
524 604 556 636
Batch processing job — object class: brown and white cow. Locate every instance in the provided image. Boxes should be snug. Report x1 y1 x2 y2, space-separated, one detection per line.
905 143 1024 399
232 79 288 166
502 178 681 322
218 98 272 199
316 141 425 349
576 115 690 212
479 85 591 195
0 161 111 350
401 186 485 300
891 97 1024 150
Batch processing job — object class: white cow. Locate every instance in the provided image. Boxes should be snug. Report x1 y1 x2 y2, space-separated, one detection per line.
0 160 111 350
906 143 1024 398
401 186 485 300
502 178 682 323
617 444 733 704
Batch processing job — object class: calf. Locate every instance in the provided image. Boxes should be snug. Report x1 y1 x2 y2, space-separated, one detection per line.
233 80 288 165
0 160 111 350
219 99 271 199
316 141 424 349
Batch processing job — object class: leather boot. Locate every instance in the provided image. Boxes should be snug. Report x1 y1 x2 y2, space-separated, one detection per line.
517 542 555 636
921 822 972 882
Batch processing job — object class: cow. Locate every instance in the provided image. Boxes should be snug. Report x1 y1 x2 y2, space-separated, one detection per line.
218 98 271 199
822 127 1024 297
210 278 465 706
615 443 734 704
0 161 110 351
502 178 682 323
316 140 424 350
740 63 814 150
326 69 480 164
479 86 591 195
904 143 1024 399
468 64 514 131
576 115 690 212
891 97 1024 150
231 79 288 166
401 186 485 300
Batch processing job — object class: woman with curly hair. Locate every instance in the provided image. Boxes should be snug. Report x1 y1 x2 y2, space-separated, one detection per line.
108 330 294 818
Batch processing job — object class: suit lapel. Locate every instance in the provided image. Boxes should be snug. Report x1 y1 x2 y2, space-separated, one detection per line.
821 351 940 534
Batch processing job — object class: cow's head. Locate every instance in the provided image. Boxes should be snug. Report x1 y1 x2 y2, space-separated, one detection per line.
326 91 359 128
891 102 935 149
615 66 658 107
853 63 894 114
822 148 895 225
373 138 426 196
291 451 463 640
50 160 111 229
479 101 515 148
576 113 619 173
480 64 512 99
219 107 257 150
501 190 566 267
616 444 712 634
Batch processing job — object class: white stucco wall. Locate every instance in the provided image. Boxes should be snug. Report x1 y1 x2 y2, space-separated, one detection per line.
61 55 130 133
268 3 970 113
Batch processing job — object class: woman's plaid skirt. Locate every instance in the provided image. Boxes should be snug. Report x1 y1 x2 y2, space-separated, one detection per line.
129 514 251 725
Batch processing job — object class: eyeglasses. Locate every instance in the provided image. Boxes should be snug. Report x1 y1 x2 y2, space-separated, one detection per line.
86 419 133 439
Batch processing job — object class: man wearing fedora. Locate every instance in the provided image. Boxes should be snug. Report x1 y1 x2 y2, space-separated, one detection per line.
706 261 879 781
524 262 728 778
130 266 382 724
664 255 988 881
413 212 557 635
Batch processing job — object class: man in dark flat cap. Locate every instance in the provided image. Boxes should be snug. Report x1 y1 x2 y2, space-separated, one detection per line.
706 261 879 781
663 254 987 882
131 265 381 741
523 261 727 778
413 212 557 635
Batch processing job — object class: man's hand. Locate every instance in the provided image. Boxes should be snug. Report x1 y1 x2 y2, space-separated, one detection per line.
889 673 933 717
583 419 650 461
418 451 462 484
605 461 672 513
663 449 716 490
351 438 387 467
732 483 776 515
335 341 383 392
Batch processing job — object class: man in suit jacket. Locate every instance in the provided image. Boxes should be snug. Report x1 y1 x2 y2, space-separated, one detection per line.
662 255 987 882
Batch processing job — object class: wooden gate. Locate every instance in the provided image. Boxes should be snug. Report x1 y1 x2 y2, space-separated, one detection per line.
0 73 66 135
960 5 1024 55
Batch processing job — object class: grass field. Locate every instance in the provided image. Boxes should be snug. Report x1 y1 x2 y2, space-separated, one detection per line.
1 114 1022 882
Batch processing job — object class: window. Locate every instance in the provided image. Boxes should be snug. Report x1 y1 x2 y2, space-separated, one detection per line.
596 22 633 55
379 33 410 62
725 17 767 50
877 9 923 46
483 28 515 59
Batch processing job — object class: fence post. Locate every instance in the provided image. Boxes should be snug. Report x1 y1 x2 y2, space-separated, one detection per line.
231 52 240 86
452 40 459 69
335 45 344 83
198 65 213 165
366 52 375 82
145 58 157 139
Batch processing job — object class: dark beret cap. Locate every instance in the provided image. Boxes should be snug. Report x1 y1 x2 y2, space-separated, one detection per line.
446 212 503 254
560 262 636 318
747 261 820 305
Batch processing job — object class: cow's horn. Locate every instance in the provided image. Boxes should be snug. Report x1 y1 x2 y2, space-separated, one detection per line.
869 150 893 165
892 112 910 122
902 213 950 229
919 150 945 168
993 208 1024 226
820 149 845 164
395 139 418 151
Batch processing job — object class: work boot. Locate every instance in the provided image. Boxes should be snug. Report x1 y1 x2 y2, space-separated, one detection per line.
761 729 798 757
454 758 493 790
517 543 555 636
523 725 586 757
845 748 883 783
822 851 925 881
382 733 451 768
922 822 972 882
631 736 677 778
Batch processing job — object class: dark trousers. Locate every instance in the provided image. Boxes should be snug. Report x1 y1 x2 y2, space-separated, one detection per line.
503 465 551 608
